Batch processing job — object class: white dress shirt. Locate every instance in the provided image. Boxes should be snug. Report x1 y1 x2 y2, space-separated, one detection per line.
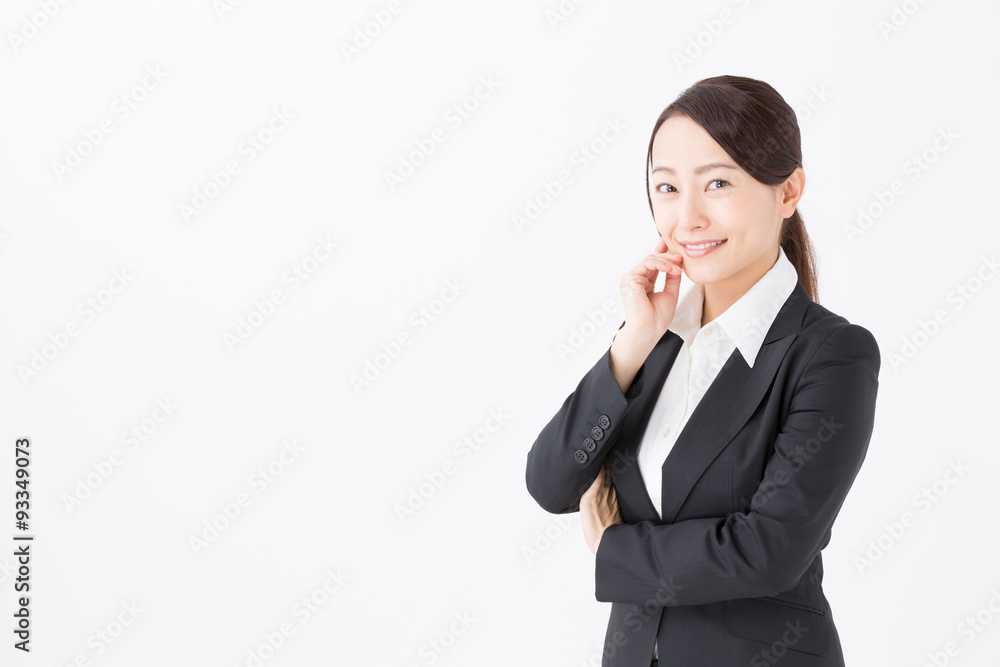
637 246 799 520
645 247 798 661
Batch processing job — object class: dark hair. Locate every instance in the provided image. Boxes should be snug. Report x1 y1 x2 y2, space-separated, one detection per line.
645 75 819 303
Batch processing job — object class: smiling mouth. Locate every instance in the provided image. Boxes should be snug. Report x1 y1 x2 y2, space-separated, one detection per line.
680 239 726 258
682 240 725 250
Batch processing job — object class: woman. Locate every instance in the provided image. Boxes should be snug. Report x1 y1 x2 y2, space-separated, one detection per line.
524 75 880 666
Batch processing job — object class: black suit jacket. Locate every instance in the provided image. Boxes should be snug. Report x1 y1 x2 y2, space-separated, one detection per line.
525 280 880 666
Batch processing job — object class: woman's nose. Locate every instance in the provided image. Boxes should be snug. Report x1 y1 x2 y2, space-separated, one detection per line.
676 195 708 231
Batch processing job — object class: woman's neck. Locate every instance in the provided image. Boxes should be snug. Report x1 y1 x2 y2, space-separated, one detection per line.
700 247 780 326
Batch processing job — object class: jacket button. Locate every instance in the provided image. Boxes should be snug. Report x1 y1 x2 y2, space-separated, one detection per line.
599 415 610 429
575 450 588 464
583 437 596 452
591 425 604 440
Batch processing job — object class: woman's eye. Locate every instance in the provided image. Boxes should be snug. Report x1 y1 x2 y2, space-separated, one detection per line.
656 180 729 194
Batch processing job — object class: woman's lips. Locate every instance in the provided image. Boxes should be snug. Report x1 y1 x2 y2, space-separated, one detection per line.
681 239 726 258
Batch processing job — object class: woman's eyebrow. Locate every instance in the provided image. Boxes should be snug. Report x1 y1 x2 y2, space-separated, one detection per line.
651 162 738 175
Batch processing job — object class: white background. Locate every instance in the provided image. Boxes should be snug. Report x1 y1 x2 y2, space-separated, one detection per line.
2 1 999 665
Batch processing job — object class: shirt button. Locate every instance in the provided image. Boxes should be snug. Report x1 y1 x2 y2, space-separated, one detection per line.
652 495 661 507
704 326 714 336
662 427 671 438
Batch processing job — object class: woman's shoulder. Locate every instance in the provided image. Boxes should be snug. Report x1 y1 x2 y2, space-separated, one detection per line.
793 299 880 369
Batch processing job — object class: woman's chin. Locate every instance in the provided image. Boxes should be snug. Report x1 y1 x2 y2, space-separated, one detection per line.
683 269 715 285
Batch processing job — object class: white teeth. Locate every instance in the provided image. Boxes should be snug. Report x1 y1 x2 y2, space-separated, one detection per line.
684 240 723 250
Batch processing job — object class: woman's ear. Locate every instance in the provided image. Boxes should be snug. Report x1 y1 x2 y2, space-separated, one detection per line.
779 167 806 218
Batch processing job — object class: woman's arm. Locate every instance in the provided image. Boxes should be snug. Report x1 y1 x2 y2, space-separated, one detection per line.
593 323 881 607
525 323 655 514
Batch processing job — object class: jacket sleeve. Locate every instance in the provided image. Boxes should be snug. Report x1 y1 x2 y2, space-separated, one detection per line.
594 323 881 606
525 321 650 515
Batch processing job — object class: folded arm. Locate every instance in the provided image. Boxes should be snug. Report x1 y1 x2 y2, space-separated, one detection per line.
594 323 881 607
525 324 649 514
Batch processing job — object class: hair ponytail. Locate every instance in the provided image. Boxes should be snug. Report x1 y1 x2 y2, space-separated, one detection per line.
779 209 819 303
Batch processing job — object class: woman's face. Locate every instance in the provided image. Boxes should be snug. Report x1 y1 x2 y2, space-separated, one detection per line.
649 114 802 291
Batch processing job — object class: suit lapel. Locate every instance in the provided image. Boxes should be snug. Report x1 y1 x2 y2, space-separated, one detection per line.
611 281 812 525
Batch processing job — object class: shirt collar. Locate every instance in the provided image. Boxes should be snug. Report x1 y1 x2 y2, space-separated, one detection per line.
667 246 799 368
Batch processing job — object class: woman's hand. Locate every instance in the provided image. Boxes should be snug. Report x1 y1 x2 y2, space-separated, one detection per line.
606 236 684 395
580 459 624 555
617 236 684 345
